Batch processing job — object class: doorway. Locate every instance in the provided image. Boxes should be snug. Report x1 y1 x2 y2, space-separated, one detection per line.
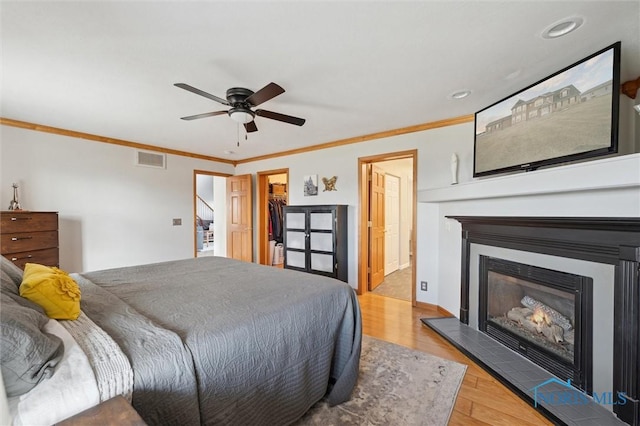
358 151 417 305
257 169 289 267
193 170 231 258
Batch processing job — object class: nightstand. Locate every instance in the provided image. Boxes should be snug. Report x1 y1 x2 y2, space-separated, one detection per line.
56 396 147 426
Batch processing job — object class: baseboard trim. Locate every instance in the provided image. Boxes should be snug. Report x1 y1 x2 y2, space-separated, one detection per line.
415 301 455 318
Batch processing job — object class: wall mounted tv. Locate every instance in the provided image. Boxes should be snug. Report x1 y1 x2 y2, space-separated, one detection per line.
473 41 621 178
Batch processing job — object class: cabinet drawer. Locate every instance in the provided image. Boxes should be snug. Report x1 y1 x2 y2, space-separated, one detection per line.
5 247 59 269
1 230 58 253
1 212 58 233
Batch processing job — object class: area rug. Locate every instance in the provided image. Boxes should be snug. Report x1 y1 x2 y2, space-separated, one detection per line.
296 335 467 426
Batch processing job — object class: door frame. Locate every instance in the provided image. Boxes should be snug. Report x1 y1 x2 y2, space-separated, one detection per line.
357 150 417 306
193 169 232 258
257 168 289 265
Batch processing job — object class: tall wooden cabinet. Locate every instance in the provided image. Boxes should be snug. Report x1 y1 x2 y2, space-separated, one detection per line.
1 211 59 269
283 205 348 282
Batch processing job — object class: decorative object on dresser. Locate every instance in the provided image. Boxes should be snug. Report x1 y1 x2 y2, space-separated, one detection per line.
7 183 22 211
283 204 348 282
0 211 59 268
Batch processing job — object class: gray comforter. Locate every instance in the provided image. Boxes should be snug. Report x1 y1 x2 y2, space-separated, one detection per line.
71 256 361 425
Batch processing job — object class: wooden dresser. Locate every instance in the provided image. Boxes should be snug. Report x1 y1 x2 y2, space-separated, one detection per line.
0 211 59 268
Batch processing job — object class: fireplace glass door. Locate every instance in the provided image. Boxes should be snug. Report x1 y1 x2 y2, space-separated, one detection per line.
479 256 593 393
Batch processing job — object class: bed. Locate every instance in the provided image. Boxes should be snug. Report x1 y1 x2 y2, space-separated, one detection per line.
1 255 362 425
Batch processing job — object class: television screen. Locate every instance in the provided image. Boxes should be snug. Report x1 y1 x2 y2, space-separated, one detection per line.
473 41 621 177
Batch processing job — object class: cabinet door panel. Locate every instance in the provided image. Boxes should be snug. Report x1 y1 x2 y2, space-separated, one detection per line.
286 251 306 268
310 232 333 252
309 213 333 230
286 212 306 229
311 253 334 273
286 231 306 249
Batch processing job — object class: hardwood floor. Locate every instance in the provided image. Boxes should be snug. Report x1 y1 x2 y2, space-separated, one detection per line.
358 292 552 425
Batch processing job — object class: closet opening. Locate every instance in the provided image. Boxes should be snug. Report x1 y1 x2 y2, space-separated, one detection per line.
257 169 289 267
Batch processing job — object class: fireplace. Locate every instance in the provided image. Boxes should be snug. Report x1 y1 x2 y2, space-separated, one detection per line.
478 256 593 393
422 216 640 426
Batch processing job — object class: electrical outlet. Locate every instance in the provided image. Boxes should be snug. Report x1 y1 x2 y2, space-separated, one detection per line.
420 281 428 291
173 218 182 226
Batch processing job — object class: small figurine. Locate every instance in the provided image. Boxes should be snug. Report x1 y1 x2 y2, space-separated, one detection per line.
8 183 22 210
450 153 459 185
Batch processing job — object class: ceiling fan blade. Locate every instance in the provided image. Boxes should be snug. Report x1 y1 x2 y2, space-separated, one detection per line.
174 83 229 106
244 121 258 133
180 111 228 121
256 109 306 126
245 83 285 107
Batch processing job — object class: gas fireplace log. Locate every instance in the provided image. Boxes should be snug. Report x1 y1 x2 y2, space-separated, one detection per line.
505 306 566 344
564 329 574 346
506 307 532 323
541 323 564 343
521 295 573 332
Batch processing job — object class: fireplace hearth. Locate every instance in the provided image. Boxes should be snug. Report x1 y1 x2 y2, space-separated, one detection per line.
479 256 593 393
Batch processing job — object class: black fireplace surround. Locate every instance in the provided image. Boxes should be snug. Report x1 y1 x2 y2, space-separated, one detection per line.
448 216 640 426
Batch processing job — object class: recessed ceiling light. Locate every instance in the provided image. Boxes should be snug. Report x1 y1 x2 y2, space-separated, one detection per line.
541 16 584 39
450 90 471 100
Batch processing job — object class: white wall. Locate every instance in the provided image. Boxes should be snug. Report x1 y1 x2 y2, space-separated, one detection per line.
236 123 475 290
237 99 639 300
0 126 234 272
196 174 214 205
2 97 637 301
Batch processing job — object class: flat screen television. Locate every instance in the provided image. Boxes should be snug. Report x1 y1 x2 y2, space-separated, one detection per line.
473 41 621 178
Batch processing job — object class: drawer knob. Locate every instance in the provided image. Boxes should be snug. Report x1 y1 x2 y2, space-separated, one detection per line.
11 254 33 261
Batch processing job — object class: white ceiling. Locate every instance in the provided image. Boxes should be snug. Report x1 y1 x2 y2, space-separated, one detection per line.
1 1 638 162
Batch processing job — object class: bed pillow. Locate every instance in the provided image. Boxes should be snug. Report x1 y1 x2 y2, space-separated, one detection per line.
0 293 64 397
19 263 81 320
1 255 23 293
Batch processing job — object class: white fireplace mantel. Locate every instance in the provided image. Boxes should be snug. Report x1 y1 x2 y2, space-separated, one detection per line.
418 153 640 203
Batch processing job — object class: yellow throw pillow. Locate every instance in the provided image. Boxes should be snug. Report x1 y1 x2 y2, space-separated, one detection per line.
19 263 81 320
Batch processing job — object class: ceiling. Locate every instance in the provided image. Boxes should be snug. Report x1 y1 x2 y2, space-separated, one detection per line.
1 1 638 163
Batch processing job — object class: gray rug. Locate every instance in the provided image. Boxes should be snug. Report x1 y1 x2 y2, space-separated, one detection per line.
296 335 467 426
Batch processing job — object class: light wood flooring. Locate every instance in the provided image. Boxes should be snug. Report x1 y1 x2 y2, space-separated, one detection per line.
359 292 553 425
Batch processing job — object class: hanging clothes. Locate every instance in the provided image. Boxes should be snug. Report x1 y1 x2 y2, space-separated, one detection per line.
268 198 286 243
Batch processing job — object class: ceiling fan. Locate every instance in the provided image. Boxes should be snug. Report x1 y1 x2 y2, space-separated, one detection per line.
174 82 306 133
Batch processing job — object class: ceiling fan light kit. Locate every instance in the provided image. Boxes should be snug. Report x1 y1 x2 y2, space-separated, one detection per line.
228 107 255 124
175 82 305 133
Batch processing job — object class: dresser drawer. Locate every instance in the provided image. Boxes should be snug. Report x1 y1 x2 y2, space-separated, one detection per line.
1 230 58 253
1 212 58 233
5 247 59 269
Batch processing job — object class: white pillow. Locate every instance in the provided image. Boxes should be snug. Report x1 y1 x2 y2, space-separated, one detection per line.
8 319 100 425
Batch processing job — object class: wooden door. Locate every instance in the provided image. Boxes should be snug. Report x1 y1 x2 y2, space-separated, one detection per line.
226 174 253 262
384 173 400 275
369 165 385 290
